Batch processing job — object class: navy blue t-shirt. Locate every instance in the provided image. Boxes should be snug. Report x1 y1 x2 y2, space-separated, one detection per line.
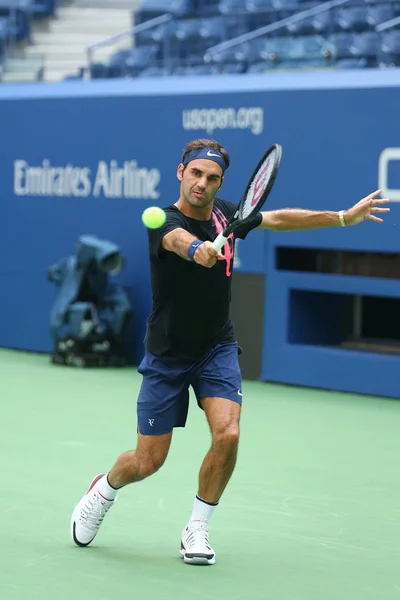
144 198 262 360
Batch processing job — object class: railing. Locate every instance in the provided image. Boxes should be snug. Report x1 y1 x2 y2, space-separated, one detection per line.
86 12 172 68
376 14 400 33
204 0 350 61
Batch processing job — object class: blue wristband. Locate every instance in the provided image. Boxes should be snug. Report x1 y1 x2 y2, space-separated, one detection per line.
188 240 204 261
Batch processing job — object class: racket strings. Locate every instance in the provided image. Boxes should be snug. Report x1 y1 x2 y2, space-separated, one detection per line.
241 149 278 219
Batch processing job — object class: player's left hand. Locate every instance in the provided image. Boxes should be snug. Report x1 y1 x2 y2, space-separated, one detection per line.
344 189 390 226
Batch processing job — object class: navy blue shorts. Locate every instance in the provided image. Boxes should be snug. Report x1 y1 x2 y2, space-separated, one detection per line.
136 342 243 436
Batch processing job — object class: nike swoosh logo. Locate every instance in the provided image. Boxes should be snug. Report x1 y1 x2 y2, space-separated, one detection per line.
238 390 242 396
207 151 221 157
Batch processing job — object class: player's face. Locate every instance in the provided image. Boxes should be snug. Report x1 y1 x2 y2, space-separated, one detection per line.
178 159 223 208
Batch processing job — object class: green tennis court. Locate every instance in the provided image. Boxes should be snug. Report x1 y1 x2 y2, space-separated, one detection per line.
2 348 400 600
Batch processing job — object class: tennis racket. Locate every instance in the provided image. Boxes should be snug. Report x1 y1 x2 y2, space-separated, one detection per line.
212 143 282 253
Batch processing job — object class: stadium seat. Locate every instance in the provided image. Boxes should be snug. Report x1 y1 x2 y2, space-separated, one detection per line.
205 43 249 68
271 0 299 10
366 4 395 28
312 10 333 35
329 32 354 58
381 29 400 65
335 7 369 33
245 0 275 30
218 0 247 14
346 31 380 67
247 60 273 72
249 35 333 62
167 18 227 66
134 0 195 24
335 57 368 68
349 31 381 57
173 63 220 75
175 18 200 40
199 0 220 16
28 0 56 19
219 61 246 73
89 62 110 79
136 66 171 76
286 15 320 36
246 0 274 10
124 44 160 75
199 16 228 43
135 19 176 47
0 2 30 41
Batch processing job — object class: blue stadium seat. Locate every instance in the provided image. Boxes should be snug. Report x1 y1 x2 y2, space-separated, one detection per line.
349 31 380 56
366 4 395 27
329 32 354 58
0 16 7 57
247 60 273 72
347 31 380 66
246 0 274 10
248 57 331 72
286 15 320 36
218 0 247 14
335 7 369 32
205 43 249 67
135 0 195 24
362 0 396 4
135 19 176 46
89 63 109 79
168 18 228 66
278 58 333 68
199 16 228 42
310 10 332 35
219 61 246 73
136 66 170 76
125 44 160 75
245 0 275 29
335 57 368 68
271 0 299 9
198 0 220 16
0 1 31 40
29 0 56 19
173 63 220 75
249 35 333 62
175 18 200 40
381 29 400 65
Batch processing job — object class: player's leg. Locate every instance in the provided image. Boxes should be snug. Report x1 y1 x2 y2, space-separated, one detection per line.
197 395 241 503
71 432 172 547
180 342 242 565
107 431 172 488
71 350 191 548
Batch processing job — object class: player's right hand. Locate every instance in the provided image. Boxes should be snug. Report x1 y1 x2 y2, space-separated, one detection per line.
194 241 223 268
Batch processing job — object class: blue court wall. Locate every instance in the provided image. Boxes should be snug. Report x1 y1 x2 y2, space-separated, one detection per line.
0 70 399 394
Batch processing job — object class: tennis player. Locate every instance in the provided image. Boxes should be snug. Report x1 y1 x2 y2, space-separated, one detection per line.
71 138 390 565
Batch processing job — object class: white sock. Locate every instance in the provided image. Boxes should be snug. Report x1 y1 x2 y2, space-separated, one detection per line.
189 495 218 525
96 473 118 501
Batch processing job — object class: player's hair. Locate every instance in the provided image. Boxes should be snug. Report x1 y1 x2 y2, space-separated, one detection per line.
181 139 230 171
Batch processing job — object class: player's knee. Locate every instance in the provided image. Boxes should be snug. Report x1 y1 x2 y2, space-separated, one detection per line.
138 451 167 479
212 424 240 452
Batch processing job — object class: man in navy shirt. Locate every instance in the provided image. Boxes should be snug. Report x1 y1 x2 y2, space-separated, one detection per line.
71 138 389 565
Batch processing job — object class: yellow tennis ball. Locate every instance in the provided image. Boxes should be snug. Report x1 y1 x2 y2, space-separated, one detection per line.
142 206 166 229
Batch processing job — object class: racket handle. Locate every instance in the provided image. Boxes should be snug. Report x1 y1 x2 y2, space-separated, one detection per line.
212 232 228 253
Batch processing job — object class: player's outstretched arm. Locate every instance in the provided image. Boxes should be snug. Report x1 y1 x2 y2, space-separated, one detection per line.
258 189 390 232
163 228 222 268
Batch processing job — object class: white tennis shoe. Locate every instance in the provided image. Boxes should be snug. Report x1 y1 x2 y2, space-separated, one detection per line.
70 473 116 547
180 521 216 565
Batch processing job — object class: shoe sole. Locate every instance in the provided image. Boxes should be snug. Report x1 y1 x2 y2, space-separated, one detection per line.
70 473 106 547
179 546 216 565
